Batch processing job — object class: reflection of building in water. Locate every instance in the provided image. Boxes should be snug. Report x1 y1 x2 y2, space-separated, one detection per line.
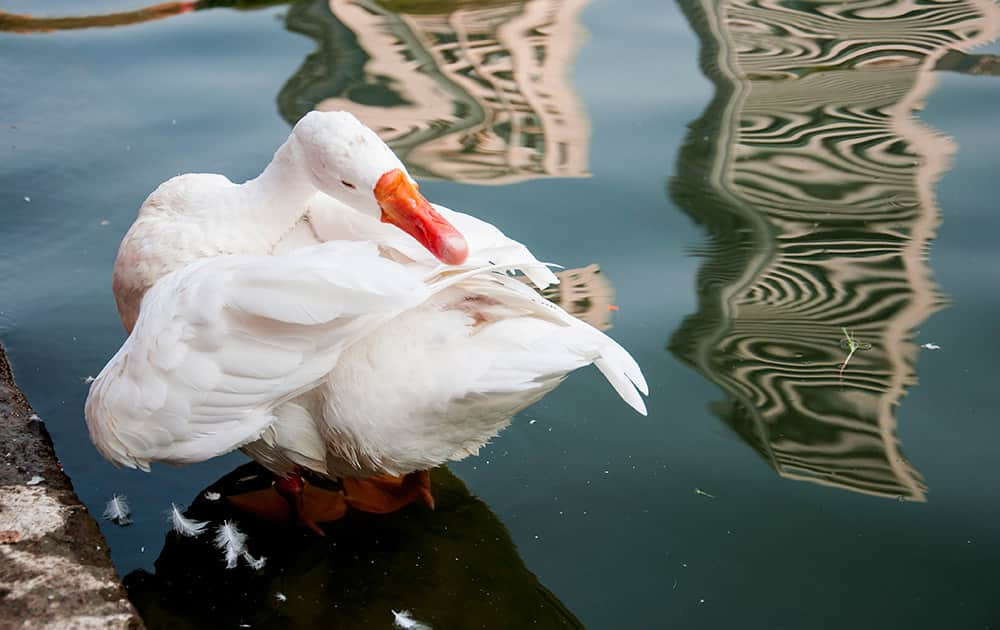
528 264 614 330
0 2 201 32
0 1 295 33
670 0 1000 500
4 0 591 185
279 0 590 184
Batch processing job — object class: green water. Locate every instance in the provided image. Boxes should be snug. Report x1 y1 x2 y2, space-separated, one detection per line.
2 0 999 627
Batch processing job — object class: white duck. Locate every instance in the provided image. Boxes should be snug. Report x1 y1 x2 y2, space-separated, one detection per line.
85 111 647 531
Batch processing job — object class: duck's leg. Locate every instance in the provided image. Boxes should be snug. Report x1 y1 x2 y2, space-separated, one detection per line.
342 470 435 514
227 471 347 535
275 473 323 536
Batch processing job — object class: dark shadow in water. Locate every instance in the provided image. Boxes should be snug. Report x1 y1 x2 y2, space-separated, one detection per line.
1 0 591 185
124 463 582 629
669 0 999 501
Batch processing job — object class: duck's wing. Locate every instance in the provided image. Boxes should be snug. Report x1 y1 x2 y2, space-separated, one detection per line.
452 272 649 415
85 241 427 471
304 194 559 289
318 269 648 476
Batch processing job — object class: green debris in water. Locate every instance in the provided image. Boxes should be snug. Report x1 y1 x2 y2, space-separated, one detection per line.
839 327 871 379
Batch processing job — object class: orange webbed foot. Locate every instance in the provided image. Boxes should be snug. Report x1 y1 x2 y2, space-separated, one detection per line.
342 470 434 514
227 478 347 535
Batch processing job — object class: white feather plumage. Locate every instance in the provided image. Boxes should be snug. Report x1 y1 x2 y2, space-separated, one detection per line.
103 494 131 526
214 521 247 569
242 551 266 570
392 610 431 630
83 110 648 483
169 503 209 537
213 521 266 569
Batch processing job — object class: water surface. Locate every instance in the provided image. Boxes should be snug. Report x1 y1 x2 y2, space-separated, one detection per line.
2 0 999 627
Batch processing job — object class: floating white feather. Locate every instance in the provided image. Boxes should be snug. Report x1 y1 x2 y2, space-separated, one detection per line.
242 551 267 570
169 503 209 537
214 521 247 568
213 521 266 569
392 610 431 630
103 494 131 526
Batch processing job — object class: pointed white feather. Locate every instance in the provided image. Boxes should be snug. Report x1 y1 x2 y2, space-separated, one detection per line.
436 269 649 414
392 610 431 630
242 551 267 570
103 494 131 526
214 521 247 569
169 503 209 537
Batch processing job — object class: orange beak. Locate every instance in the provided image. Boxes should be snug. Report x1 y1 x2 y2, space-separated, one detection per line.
374 169 469 265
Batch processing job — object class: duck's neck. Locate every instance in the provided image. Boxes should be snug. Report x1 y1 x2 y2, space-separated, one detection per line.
239 137 319 246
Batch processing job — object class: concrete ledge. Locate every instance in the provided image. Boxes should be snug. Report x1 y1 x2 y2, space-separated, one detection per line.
0 344 142 629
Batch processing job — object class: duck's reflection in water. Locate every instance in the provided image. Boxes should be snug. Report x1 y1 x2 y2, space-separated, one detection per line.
124 463 582 629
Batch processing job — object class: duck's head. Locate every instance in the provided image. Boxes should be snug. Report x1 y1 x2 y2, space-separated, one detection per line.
292 110 469 265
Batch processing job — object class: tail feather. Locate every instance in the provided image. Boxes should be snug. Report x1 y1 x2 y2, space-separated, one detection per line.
493 273 649 412
595 357 647 416
601 337 649 397
433 267 649 415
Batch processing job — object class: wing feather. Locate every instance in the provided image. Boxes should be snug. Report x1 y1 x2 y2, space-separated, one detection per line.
451 273 648 415
85 241 427 470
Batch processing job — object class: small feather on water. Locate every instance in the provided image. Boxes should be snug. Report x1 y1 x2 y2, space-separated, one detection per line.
170 503 209 537
214 521 247 568
392 610 432 630
242 551 266 570
103 494 131 526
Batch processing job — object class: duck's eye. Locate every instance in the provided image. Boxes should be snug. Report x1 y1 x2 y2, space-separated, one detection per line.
341 180 357 190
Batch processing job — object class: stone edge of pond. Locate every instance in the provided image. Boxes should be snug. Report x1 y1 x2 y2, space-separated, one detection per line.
0 343 143 629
